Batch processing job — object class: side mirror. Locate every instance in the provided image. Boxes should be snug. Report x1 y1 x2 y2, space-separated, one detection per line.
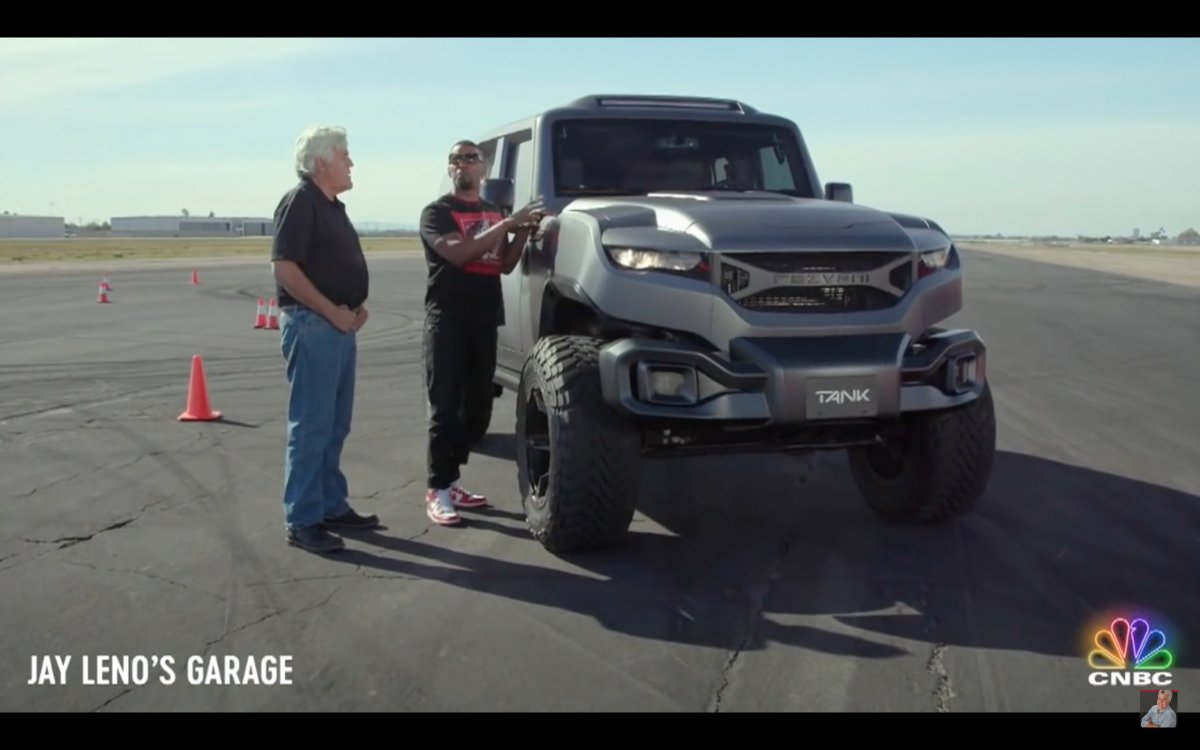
481 178 514 213
825 182 853 203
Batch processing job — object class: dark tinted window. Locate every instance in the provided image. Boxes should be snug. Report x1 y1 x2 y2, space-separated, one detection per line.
552 118 813 197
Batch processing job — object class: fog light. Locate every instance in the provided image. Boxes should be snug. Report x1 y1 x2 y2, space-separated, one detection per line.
637 364 698 405
957 356 976 385
651 370 686 397
947 354 978 393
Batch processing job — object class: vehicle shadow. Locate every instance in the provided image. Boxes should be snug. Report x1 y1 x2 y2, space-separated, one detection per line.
338 446 1200 662
470 432 516 462
633 447 1200 661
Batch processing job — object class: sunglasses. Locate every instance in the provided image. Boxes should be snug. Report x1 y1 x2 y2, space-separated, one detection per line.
449 153 483 165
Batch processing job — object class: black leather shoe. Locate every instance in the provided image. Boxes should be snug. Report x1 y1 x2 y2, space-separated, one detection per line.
287 526 345 553
323 508 380 530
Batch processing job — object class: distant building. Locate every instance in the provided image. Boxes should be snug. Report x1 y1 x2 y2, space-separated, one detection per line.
225 216 274 237
110 215 273 237
239 219 273 237
0 214 65 238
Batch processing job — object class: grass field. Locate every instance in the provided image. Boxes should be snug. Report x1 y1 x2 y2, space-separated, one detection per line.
0 236 422 264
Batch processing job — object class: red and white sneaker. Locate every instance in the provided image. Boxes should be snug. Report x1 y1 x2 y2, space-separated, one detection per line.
449 484 488 509
425 489 462 525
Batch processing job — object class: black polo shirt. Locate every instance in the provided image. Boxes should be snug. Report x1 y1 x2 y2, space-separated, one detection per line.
270 177 369 310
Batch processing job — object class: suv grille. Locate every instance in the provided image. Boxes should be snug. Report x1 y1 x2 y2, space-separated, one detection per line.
720 251 912 313
739 286 898 311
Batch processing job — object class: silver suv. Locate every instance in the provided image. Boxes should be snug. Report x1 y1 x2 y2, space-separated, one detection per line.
456 94 995 553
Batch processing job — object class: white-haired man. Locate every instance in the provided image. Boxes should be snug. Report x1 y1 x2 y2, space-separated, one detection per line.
271 125 379 553
1142 689 1176 728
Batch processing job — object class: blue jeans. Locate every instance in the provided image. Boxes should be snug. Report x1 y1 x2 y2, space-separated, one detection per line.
280 305 355 530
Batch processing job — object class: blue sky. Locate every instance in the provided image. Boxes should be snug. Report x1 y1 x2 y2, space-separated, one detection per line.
2 37 1198 237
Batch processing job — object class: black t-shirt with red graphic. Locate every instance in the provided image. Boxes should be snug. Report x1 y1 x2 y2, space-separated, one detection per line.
419 193 507 323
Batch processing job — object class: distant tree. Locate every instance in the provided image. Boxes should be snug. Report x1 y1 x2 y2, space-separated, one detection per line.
181 208 189 217
209 210 215 218
1178 228 1199 245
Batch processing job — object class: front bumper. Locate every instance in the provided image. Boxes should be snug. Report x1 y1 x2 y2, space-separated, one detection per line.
597 329 987 424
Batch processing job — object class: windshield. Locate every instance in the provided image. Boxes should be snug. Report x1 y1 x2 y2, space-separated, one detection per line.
552 118 814 198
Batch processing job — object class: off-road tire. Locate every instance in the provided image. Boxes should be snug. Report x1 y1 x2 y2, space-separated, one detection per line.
515 335 641 553
848 381 996 524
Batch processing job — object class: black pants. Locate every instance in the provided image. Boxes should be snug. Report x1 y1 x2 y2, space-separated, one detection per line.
424 313 497 490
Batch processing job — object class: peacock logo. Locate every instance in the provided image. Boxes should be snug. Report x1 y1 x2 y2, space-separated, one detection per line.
1086 617 1175 686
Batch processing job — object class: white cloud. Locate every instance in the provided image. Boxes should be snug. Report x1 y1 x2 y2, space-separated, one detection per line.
0 38 342 109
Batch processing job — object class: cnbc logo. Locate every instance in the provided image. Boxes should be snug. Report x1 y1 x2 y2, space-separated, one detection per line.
1087 617 1174 686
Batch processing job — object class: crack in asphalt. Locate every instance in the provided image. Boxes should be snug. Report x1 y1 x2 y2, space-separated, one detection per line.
362 477 421 502
62 560 227 602
7 433 212 561
201 587 344 658
0 403 74 422
927 644 955 712
918 581 954 712
91 688 134 713
19 495 164 551
704 461 822 713
13 454 146 498
248 571 422 586
88 590 343 713
19 493 192 555
247 575 362 586
21 516 137 550
707 534 793 713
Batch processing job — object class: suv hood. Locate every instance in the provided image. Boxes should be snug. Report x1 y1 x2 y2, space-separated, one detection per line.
569 191 941 253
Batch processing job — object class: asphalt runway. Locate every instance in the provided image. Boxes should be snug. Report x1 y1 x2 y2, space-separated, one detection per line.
1 247 1197 712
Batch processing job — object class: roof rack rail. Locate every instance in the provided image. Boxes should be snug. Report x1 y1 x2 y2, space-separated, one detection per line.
569 94 753 114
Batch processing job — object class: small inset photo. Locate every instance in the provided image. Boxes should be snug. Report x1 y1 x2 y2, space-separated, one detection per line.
1141 689 1177 728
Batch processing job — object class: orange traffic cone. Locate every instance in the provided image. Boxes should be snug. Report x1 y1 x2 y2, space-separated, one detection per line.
101 274 113 291
97 281 110 303
190 268 200 286
266 298 280 330
253 297 267 328
178 355 223 422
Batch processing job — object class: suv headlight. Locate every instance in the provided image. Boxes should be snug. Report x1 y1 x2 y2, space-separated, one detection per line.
918 247 950 278
605 247 709 277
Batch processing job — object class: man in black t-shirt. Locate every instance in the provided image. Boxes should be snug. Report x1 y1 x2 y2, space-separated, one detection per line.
419 139 549 526
270 125 380 553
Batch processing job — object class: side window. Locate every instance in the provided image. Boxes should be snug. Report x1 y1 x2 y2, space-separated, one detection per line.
713 157 731 182
504 130 534 209
758 145 796 191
